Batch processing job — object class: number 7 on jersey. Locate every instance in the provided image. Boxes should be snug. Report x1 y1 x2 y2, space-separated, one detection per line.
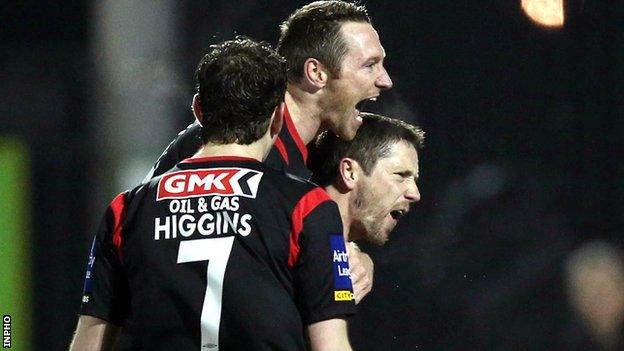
177 236 235 350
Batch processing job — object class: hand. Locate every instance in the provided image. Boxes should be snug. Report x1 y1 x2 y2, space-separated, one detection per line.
347 242 374 304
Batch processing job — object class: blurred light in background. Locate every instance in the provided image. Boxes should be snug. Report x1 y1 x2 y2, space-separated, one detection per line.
521 0 565 27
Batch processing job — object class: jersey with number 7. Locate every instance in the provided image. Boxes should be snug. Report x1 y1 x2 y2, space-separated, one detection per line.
80 156 355 350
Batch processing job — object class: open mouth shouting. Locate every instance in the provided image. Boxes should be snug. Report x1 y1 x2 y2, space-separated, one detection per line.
388 204 410 228
353 96 378 126
355 96 378 115
389 209 406 221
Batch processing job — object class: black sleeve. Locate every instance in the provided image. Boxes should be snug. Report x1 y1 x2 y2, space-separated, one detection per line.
142 121 203 181
293 200 356 324
79 194 130 325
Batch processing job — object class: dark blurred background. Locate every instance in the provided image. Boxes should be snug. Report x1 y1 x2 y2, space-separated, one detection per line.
1 1 622 350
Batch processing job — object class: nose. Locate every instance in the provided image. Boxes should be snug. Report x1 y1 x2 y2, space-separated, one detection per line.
404 181 420 203
376 66 393 90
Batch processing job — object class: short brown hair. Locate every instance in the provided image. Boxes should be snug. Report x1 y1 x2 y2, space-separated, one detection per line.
277 1 370 82
195 37 287 144
309 113 425 186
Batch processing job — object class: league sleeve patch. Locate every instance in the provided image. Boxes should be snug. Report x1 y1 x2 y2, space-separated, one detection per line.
81 237 97 303
329 234 353 301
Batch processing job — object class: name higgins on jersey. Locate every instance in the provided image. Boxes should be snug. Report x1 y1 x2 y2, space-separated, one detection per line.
153 168 263 240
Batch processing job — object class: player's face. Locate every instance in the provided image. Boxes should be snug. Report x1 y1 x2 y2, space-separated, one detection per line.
350 141 420 245
322 22 393 141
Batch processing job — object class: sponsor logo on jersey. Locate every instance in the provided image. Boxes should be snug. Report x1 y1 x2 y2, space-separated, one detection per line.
157 168 263 200
329 234 353 291
334 290 353 301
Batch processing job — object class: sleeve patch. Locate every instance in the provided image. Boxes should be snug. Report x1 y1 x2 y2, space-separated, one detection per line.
82 237 98 301
329 234 353 298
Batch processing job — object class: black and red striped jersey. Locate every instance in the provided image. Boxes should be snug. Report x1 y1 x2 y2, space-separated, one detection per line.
81 157 354 350
144 105 311 181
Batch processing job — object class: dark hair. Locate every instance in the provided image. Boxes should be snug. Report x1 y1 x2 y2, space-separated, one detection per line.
309 113 425 186
195 37 287 144
277 1 370 82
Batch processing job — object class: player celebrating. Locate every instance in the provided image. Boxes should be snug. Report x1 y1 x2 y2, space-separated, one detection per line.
310 113 424 246
145 1 393 303
71 38 354 351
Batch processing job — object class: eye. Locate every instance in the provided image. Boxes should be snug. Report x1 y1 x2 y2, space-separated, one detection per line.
393 172 410 181
395 171 418 184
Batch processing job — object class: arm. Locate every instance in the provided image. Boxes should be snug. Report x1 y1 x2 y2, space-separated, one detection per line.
69 315 119 351
307 318 352 351
74 193 130 350
347 242 374 304
292 189 356 349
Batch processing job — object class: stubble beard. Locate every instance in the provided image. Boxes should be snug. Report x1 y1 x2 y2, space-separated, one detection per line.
352 184 389 246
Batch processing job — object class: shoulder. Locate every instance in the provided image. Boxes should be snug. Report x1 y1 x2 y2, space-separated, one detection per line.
259 165 320 196
163 121 202 148
248 165 333 215
120 172 168 212
179 120 202 136
144 121 203 180
171 121 202 148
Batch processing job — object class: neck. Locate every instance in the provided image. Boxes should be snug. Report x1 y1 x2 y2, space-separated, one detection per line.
193 138 271 162
324 184 355 242
284 87 322 144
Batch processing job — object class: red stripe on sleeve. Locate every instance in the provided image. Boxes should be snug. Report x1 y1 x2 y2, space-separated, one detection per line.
283 105 308 164
110 192 127 260
288 187 332 268
274 137 289 165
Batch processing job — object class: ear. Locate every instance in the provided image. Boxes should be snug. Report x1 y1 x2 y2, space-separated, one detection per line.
337 158 360 191
270 102 285 138
302 58 329 89
192 93 204 125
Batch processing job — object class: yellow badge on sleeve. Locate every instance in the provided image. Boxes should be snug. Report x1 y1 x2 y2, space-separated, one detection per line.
334 290 353 301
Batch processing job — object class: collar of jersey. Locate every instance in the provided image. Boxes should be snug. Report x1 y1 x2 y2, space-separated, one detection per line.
283 104 308 163
181 156 262 164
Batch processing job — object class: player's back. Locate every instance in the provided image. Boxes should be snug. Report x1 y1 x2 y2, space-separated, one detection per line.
82 156 353 350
